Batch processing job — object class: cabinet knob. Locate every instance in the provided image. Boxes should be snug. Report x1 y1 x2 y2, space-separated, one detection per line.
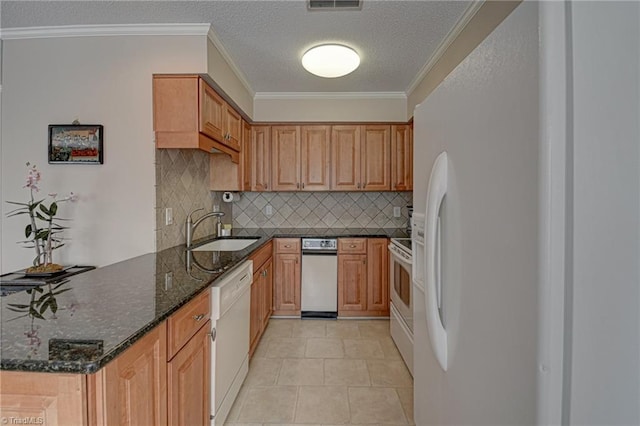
208 328 216 342
193 314 206 322
296 183 300 189
350 244 357 248
284 244 291 248
302 183 305 189
363 259 367 264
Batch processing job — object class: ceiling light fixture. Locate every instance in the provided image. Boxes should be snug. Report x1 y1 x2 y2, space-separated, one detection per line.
302 44 360 78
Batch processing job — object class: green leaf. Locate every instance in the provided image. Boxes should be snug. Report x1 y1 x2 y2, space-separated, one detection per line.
51 298 58 313
7 211 30 217
7 303 30 308
6 307 28 313
39 204 51 216
39 299 51 314
25 224 32 238
35 286 43 293
52 288 72 296
50 202 58 216
35 212 46 221
29 307 45 319
6 200 30 206
29 200 44 211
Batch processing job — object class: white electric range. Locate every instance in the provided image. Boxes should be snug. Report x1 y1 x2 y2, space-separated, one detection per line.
388 237 413 375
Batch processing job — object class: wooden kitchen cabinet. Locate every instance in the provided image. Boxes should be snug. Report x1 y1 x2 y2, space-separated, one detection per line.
0 371 87 425
391 124 413 191
338 238 390 317
271 126 301 191
249 241 274 356
361 125 391 191
153 74 240 163
270 125 330 191
366 238 390 313
95 322 168 426
273 238 301 316
331 125 390 191
301 125 331 190
251 125 271 191
168 321 211 426
210 119 251 191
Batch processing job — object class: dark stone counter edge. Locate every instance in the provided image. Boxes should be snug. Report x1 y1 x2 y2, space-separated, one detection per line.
1 229 406 374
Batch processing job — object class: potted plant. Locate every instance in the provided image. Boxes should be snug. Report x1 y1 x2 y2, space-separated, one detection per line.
6 163 77 273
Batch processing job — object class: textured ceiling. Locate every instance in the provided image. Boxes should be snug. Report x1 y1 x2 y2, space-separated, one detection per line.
1 1 472 94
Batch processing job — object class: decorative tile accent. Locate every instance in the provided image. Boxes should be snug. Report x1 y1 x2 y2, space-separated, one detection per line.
232 192 412 229
155 149 232 251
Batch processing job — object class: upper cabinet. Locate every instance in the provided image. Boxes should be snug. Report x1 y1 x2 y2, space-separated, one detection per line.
271 125 331 191
153 75 241 163
210 119 251 191
271 126 301 191
251 126 271 191
331 125 390 191
391 124 413 191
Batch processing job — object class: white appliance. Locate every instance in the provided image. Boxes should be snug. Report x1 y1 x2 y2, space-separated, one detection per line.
210 260 252 425
388 237 413 374
301 238 338 318
412 4 541 425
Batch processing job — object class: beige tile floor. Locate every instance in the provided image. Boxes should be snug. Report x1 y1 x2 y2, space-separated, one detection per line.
225 318 414 426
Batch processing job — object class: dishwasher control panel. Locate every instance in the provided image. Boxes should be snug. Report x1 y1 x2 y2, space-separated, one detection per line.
302 238 337 251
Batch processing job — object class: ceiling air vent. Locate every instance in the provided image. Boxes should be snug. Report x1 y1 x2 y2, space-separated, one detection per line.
308 0 362 11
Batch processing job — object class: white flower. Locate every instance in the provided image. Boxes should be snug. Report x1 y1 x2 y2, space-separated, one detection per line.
24 164 41 192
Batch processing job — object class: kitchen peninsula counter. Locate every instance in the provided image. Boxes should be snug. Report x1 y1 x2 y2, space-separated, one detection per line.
0 228 407 374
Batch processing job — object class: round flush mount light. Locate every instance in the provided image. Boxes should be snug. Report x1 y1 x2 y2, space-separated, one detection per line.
302 44 360 78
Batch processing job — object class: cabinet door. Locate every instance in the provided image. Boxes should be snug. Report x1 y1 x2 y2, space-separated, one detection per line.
242 121 252 191
366 238 390 314
301 125 331 190
249 274 263 356
361 125 391 191
391 124 413 191
168 322 211 426
273 253 301 315
251 126 271 191
262 259 273 327
271 126 301 191
199 79 225 143
223 104 242 152
0 371 86 426
331 125 361 190
102 322 167 426
338 254 367 314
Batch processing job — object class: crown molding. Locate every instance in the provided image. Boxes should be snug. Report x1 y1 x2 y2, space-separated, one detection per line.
207 27 255 97
0 23 211 40
254 91 407 101
405 0 485 95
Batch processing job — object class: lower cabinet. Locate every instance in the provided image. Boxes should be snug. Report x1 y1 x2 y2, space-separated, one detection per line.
92 291 212 426
338 238 389 317
273 239 301 316
168 322 211 426
249 242 274 357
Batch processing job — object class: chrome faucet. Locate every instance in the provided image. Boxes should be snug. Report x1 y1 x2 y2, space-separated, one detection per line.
186 208 225 248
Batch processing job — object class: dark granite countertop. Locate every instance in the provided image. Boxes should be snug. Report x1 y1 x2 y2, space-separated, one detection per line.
0 228 406 374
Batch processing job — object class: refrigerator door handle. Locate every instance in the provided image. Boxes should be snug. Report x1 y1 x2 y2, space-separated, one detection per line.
426 151 448 371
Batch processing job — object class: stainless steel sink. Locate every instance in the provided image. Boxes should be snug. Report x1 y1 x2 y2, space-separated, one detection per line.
191 238 259 252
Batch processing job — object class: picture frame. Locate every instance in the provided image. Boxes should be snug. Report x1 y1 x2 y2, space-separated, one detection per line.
48 124 104 164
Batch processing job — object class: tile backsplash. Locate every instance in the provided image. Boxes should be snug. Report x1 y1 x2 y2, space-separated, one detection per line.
232 192 412 229
155 149 231 251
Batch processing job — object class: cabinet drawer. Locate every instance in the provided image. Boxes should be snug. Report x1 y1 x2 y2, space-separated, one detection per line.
250 240 273 270
275 238 301 254
338 238 367 254
167 290 211 360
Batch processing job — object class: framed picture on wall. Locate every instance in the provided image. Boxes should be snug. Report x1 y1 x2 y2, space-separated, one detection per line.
48 124 104 164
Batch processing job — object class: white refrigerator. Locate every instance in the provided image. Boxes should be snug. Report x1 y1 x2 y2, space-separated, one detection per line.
412 2 640 425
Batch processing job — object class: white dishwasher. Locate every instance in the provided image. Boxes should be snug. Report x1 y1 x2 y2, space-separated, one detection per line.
210 260 252 425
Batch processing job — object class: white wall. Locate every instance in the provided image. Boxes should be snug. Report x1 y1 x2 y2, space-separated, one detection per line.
253 93 407 122
207 38 253 118
1 35 207 273
569 2 640 424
